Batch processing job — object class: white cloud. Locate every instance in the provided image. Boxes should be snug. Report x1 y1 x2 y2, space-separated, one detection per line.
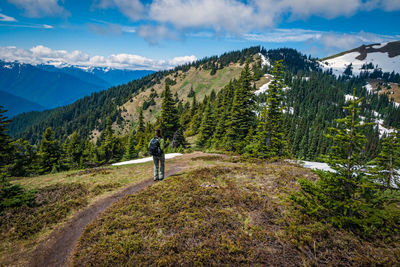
0 13 17 22
94 0 144 20
0 45 197 70
362 0 400 11
149 0 270 33
253 0 362 20
320 31 399 51
7 0 68 18
243 29 323 43
136 24 179 44
168 55 197 66
0 23 53 29
92 0 400 44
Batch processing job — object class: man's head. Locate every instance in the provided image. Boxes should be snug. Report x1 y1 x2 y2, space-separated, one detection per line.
155 128 162 138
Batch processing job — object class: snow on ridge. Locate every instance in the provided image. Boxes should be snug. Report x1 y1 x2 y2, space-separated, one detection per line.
345 94 358 102
375 118 396 137
372 42 388 49
3 64 12 69
320 51 400 76
364 83 373 93
255 74 274 95
258 53 270 68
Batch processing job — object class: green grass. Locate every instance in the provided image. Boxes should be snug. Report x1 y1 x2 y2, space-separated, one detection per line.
73 157 400 266
0 153 231 265
1 160 156 265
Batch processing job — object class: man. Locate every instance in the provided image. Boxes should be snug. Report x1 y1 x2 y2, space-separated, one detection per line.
149 129 168 181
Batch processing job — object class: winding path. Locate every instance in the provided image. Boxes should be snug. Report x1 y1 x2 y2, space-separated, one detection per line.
28 164 186 267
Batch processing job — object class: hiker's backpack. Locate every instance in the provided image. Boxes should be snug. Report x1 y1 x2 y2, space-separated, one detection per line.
149 138 162 156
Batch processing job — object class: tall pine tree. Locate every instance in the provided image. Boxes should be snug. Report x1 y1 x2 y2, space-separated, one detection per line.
224 61 255 152
0 106 13 180
160 84 179 140
36 127 61 174
369 131 400 188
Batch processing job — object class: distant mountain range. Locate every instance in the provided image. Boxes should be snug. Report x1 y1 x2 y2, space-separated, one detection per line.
0 60 153 118
319 41 400 76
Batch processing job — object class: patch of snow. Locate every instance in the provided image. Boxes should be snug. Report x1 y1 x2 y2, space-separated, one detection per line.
373 111 380 118
258 53 270 68
345 94 358 102
364 83 373 93
286 159 335 173
301 161 335 172
3 64 13 69
112 153 183 166
319 51 400 76
393 102 400 108
255 74 274 95
283 107 294 114
374 118 396 137
302 77 310 81
372 42 387 49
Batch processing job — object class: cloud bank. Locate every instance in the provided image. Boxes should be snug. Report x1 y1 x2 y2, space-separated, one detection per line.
94 0 400 35
0 45 197 70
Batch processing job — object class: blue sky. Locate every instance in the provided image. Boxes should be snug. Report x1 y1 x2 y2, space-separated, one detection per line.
0 0 399 70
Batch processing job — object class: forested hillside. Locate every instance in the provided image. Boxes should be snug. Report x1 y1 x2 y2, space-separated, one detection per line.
3 46 400 178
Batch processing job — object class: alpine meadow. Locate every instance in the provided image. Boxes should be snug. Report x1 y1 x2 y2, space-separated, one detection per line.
1 1 400 266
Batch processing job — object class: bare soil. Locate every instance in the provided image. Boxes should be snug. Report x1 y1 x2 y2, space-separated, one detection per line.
28 160 189 267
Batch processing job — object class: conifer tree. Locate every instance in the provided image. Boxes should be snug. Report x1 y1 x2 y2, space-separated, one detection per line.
369 131 400 188
9 139 35 177
171 128 188 149
224 61 255 152
254 60 287 158
36 127 61 174
81 139 98 167
160 84 179 140
138 109 145 133
123 131 138 160
291 90 400 235
64 131 84 169
186 94 202 136
196 99 215 148
99 118 123 163
0 106 13 180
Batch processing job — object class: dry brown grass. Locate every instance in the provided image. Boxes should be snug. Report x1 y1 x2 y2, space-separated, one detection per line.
72 157 399 266
368 79 400 104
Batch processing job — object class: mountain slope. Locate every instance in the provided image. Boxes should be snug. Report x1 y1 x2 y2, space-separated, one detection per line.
0 61 154 117
0 90 46 117
0 61 107 109
319 41 400 76
37 64 154 87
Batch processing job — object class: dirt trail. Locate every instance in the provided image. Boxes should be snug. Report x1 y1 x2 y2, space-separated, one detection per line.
28 163 187 267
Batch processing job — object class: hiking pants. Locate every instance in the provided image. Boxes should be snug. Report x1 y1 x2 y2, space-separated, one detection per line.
153 154 165 180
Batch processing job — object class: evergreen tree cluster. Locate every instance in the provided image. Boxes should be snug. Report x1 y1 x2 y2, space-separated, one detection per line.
291 91 400 236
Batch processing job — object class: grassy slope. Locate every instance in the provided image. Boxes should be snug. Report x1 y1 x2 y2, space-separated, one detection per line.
113 58 263 136
73 155 400 266
368 79 400 103
115 64 244 136
1 162 151 265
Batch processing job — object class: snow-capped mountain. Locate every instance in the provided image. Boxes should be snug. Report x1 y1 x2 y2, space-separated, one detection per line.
319 41 400 76
0 60 154 117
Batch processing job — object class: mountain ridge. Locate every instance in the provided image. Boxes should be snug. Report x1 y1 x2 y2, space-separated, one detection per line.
319 40 400 76
0 60 154 117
